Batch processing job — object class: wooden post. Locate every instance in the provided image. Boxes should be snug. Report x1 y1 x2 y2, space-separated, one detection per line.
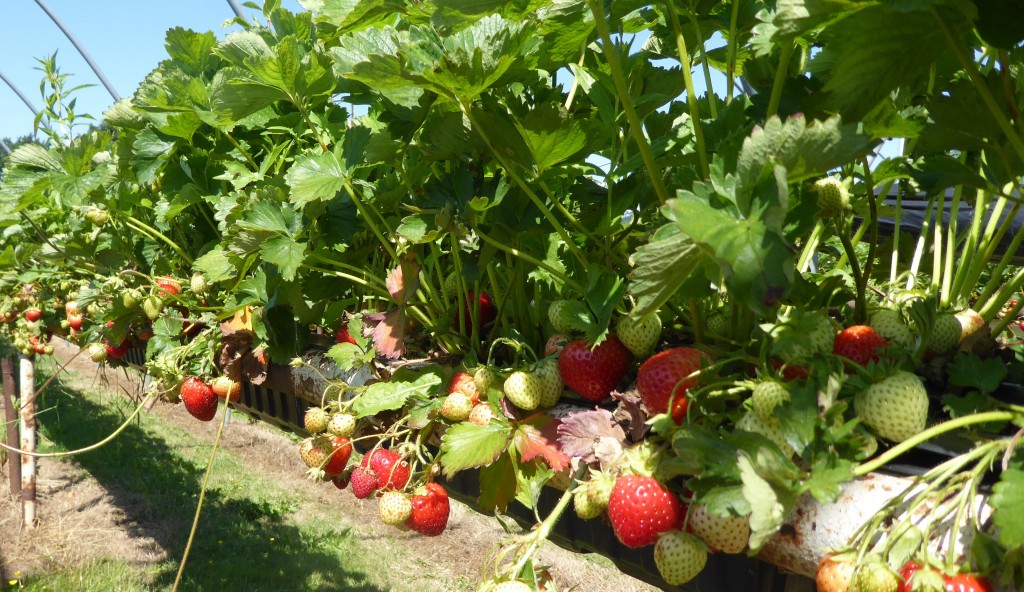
19 353 35 527
2 356 19 497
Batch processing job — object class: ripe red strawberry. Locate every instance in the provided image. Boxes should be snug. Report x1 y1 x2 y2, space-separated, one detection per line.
637 347 710 423
833 325 888 367
335 324 357 345
211 376 241 402
105 339 130 360
688 504 749 554
607 474 684 548
943 573 993 592
156 276 181 297
180 377 217 421
448 370 480 404
24 307 42 322
457 291 497 332
406 482 450 536
323 436 352 476
654 530 707 585
350 466 378 499
558 337 631 403
897 562 947 592
67 313 84 331
362 449 410 491
816 553 855 592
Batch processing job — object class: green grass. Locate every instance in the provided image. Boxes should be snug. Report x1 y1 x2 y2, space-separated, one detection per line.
2 362 453 592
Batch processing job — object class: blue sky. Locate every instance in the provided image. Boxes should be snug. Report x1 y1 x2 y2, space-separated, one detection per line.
0 0 302 142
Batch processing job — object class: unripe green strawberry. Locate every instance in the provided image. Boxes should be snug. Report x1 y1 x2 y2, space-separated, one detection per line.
122 289 141 309
378 491 413 525
688 504 749 554
190 272 208 294
473 366 497 392
926 313 960 354
84 207 109 225
852 560 898 592
813 177 850 219
869 309 914 350
299 436 333 470
142 296 163 320
548 299 589 334
574 482 604 519
587 470 616 509
88 342 108 362
736 411 795 458
493 582 532 592
440 392 473 421
503 370 542 410
443 273 458 299
327 413 356 437
533 358 562 407
751 380 789 423
854 370 928 442
616 314 662 357
304 407 330 434
773 310 835 363
705 310 729 338
654 531 707 586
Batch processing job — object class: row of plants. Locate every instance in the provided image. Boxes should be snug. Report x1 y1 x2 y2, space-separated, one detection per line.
2 0 1024 590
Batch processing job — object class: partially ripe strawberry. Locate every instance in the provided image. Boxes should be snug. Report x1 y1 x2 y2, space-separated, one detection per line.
448 370 480 404
816 553 855 592
854 370 928 442
406 482 450 536
468 404 496 426
299 436 333 470
211 376 241 402
607 474 684 548
67 313 84 331
637 347 710 423
180 377 218 421
615 314 662 357
558 337 631 403
350 466 378 499
64 300 80 316
654 531 707 585
544 333 568 356
156 276 181 297
688 504 749 554
362 449 410 491
304 406 330 434
833 325 888 367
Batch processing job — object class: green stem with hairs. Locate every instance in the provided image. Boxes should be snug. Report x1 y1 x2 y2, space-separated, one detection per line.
664 0 710 178
120 214 193 265
475 228 583 294
835 218 865 323
685 7 717 119
342 180 399 263
766 41 795 119
587 0 674 200
852 411 1016 477
509 465 588 578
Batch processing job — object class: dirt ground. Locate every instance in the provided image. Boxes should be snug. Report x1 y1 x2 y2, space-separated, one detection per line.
0 341 660 591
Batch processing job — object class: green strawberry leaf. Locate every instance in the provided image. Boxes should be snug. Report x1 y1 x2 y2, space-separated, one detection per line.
285 149 347 208
583 267 626 345
948 353 1007 395
438 420 512 478
192 246 237 284
351 365 443 418
514 460 555 511
991 468 1024 548
628 223 708 318
738 452 785 552
477 451 517 512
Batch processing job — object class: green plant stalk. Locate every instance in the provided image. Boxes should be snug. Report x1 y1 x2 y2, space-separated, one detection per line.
119 216 194 265
835 218 866 323
948 188 988 303
938 171 966 306
990 295 1024 336
933 8 1024 164
891 181 907 285
222 130 258 171
475 227 583 293
796 221 825 272
968 198 1024 308
976 200 1020 270
171 397 229 592
663 0 710 179
538 179 603 249
931 187 946 296
308 252 387 288
510 466 588 578
834 217 871 269
587 0 674 200
685 8 718 119
725 0 740 105
342 180 399 263
300 262 389 297
979 265 1024 322
905 195 937 291
853 411 1016 477
457 103 588 268
766 41 795 119
860 158 880 304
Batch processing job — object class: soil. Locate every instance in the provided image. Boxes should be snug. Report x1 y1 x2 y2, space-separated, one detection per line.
0 340 660 591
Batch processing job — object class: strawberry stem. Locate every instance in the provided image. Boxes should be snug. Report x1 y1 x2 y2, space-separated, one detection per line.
852 411 1016 477
509 466 588 578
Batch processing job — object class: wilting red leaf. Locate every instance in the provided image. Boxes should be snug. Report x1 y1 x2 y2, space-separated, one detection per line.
371 308 406 359
385 255 420 305
515 419 570 472
557 408 626 464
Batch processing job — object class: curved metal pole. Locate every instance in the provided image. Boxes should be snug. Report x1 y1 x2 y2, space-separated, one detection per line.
33 0 121 102
0 70 41 115
0 138 12 155
226 0 248 21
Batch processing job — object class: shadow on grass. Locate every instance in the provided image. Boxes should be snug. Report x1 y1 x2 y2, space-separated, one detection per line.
33 373 386 592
